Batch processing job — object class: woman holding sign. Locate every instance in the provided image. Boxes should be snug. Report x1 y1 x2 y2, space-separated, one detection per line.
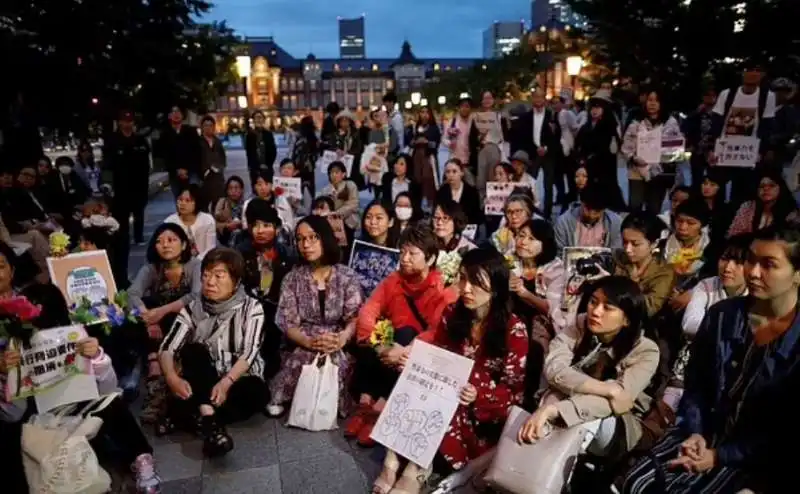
371 248 528 493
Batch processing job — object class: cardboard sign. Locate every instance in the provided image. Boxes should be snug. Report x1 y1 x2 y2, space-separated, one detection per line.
47 250 117 307
274 177 302 200
485 181 532 216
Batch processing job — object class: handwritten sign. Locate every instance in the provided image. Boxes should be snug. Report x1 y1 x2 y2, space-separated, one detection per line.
348 240 400 296
47 250 117 307
462 224 478 241
371 340 474 469
714 136 759 168
636 127 662 165
274 177 302 200
5 325 99 413
320 150 355 176
485 181 531 216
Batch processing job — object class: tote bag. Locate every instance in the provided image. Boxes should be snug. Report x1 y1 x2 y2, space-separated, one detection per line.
287 354 339 431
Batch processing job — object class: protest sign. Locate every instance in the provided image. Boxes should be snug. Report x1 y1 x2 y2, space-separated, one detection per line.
274 177 302 200
320 150 355 176
473 112 502 144
47 250 117 307
714 136 759 168
348 240 400 296
5 325 99 413
561 247 613 313
485 181 531 216
371 340 474 469
462 224 478 241
636 127 662 165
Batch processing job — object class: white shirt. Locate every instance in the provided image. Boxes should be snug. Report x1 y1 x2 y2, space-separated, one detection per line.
389 110 405 150
164 211 217 259
557 109 578 156
681 276 745 337
712 87 777 137
451 182 464 203
532 109 546 148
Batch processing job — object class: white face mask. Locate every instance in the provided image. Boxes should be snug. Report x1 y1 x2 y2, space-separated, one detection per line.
58 165 72 175
395 207 413 221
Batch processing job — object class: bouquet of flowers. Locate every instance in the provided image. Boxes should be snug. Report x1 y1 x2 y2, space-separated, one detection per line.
69 291 142 335
369 318 395 349
48 231 71 257
436 250 462 286
668 248 703 276
0 296 42 343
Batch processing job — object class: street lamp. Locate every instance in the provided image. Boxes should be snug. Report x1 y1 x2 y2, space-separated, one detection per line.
566 55 584 102
410 92 422 105
437 96 446 105
237 96 248 109
235 55 251 111
420 98 428 107
404 101 413 110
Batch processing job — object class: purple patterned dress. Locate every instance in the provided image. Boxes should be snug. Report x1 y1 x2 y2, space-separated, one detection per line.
269 264 364 411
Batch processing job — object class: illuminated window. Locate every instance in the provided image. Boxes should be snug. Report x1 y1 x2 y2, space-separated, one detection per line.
372 64 379 71
445 66 451 71
433 63 440 71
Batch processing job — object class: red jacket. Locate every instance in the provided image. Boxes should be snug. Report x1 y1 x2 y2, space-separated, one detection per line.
356 270 458 344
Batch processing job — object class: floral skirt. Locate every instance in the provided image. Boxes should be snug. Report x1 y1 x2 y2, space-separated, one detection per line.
268 346 353 414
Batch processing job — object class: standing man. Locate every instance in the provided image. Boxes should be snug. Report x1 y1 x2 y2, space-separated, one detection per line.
154 105 200 198
554 96 579 205
511 88 560 218
103 110 151 285
245 110 277 190
383 91 405 151
682 86 718 193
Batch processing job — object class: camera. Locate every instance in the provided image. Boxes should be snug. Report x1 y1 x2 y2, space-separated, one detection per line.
575 252 614 276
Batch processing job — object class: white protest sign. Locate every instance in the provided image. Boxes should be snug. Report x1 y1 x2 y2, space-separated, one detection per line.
5 325 99 413
274 177 302 200
371 340 474 469
636 126 662 165
320 150 355 176
462 224 478 241
714 136 759 168
485 181 531 216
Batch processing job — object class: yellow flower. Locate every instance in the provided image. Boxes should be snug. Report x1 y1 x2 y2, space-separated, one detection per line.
49 232 71 257
371 318 395 348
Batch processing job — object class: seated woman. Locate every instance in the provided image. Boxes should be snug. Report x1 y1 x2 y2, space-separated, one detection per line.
0 241 161 493
372 248 529 494
213 175 246 247
158 247 267 457
237 199 295 381
350 224 457 447
318 161 360 248
164 184 217 259
726 167 798 238
518 276 659 462
657 199 711 304
266 216 363 417
392 191 422 234
359 200 400 249
491 193 536 256
128 223 201 423
662 234 749 414
622 226 800 493
433 200 477 255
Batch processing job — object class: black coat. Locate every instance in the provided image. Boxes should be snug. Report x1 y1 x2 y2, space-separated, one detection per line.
510 108 560 160
102 131 151 204
40 171 90 218
245 128 278 172
154 124 201 178
435 182 484 226
380 173 423 206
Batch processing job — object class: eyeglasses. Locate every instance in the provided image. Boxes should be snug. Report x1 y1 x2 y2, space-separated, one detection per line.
506 208 527 217
432 215 452 224
296 233 320 245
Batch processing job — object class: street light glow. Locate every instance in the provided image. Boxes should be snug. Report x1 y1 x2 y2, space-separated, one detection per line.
404 101 412 109
410 92 422 105
566 55 583 76
235 55 251 78
437 96 446 105
237 95 248 108
420 98 428 106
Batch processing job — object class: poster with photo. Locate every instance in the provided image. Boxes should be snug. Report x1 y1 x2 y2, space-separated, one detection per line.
47 250 117 307
319 150 355 176
561 247 613 313
348 240 400 296
724 107 757 137
484 181 531 216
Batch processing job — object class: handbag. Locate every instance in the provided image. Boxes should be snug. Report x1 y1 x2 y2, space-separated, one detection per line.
287 354 339 431
22 392 119 494
483 405 590 494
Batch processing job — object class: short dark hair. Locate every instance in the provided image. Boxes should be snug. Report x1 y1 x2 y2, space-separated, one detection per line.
225 175 245 191
518 219 558 266
245 198 281 229
295 215 341 266
383 92 398 104
399 223 439 264
200 115 216 126
580 185 606 211
176 183 202 214
202 247 246 285
312 196 336 212
327 161 347 176
674 198 711 225
620 211 666 243
434 200 468 234
669 185 692 200
146 223 192 265
720 233 752 263
79 226 113 251
751 222 800 270
279 158 294 168
54 156 74 168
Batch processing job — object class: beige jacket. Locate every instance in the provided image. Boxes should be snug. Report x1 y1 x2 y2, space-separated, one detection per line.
319 180 360 230
542 316 659 452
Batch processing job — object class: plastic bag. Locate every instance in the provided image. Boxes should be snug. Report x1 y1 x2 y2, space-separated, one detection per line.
287 354 339 431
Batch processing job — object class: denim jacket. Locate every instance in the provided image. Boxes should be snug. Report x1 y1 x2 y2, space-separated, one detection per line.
678 297 800 468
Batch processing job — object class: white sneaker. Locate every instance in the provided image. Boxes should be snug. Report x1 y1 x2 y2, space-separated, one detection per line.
265 404 285 417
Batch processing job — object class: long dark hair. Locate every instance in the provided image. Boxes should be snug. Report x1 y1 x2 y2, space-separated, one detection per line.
445 248 512 358
752 167 797 233
572 276 646 368
360 200 400 248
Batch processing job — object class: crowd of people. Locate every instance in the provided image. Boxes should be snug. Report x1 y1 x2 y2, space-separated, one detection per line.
0 61 799 494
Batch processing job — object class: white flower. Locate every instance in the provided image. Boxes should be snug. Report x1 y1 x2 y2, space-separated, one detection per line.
436 251 462 286
81 214 120 233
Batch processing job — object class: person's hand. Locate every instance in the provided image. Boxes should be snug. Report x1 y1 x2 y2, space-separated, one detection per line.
606 382 635 415
142 307 166 325
398 348 411 370
318 333 345 353
669 447 717 473
0 349 21 374
587 266 611 282
518 404 559 443
669 290 692 311
537 147 547 157
210 377 233 406
509 276 527 295
177 168 189 180
146 324 163 340
678 433 708 461
417 137 428 145
76 338 100 359
166 374 192 399
226 219 242 231
458 384 478 406
380 344 406 366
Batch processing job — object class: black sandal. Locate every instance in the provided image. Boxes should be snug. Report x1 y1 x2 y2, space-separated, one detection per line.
201 416 234 458
154 416 176 437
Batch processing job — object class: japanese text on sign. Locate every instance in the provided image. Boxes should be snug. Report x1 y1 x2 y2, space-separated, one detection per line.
714 136 759 168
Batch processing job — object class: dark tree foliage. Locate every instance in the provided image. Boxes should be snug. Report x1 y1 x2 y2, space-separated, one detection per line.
0 0 238 133
566 0 800 110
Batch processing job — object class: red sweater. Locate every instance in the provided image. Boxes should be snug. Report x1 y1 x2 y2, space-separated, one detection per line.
356 270 458 343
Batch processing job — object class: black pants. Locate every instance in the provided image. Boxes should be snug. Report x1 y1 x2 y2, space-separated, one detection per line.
530 155 556 218
629 174 673 214
170 343 267 424
301 169 315 199
724 166 756 209
689 154 708 193
350 326 417 401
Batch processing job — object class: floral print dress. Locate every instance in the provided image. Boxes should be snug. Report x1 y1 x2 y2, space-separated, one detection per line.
433 309 529 470
269 264 364 411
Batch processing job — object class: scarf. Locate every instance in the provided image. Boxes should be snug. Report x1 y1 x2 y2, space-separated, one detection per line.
188 285 248 343
399 269 443 298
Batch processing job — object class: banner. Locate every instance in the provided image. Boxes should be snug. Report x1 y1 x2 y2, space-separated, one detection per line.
5 325 99 413
47 250 117 307
319 150 355 176
714 136 759 168
348 240 400 296
370 340 474 469
273 177 302 200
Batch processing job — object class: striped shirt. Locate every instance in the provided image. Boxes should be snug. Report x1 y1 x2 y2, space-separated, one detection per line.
160 295 266 378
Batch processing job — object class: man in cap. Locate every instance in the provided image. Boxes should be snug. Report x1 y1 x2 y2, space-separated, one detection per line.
102 109 151 285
